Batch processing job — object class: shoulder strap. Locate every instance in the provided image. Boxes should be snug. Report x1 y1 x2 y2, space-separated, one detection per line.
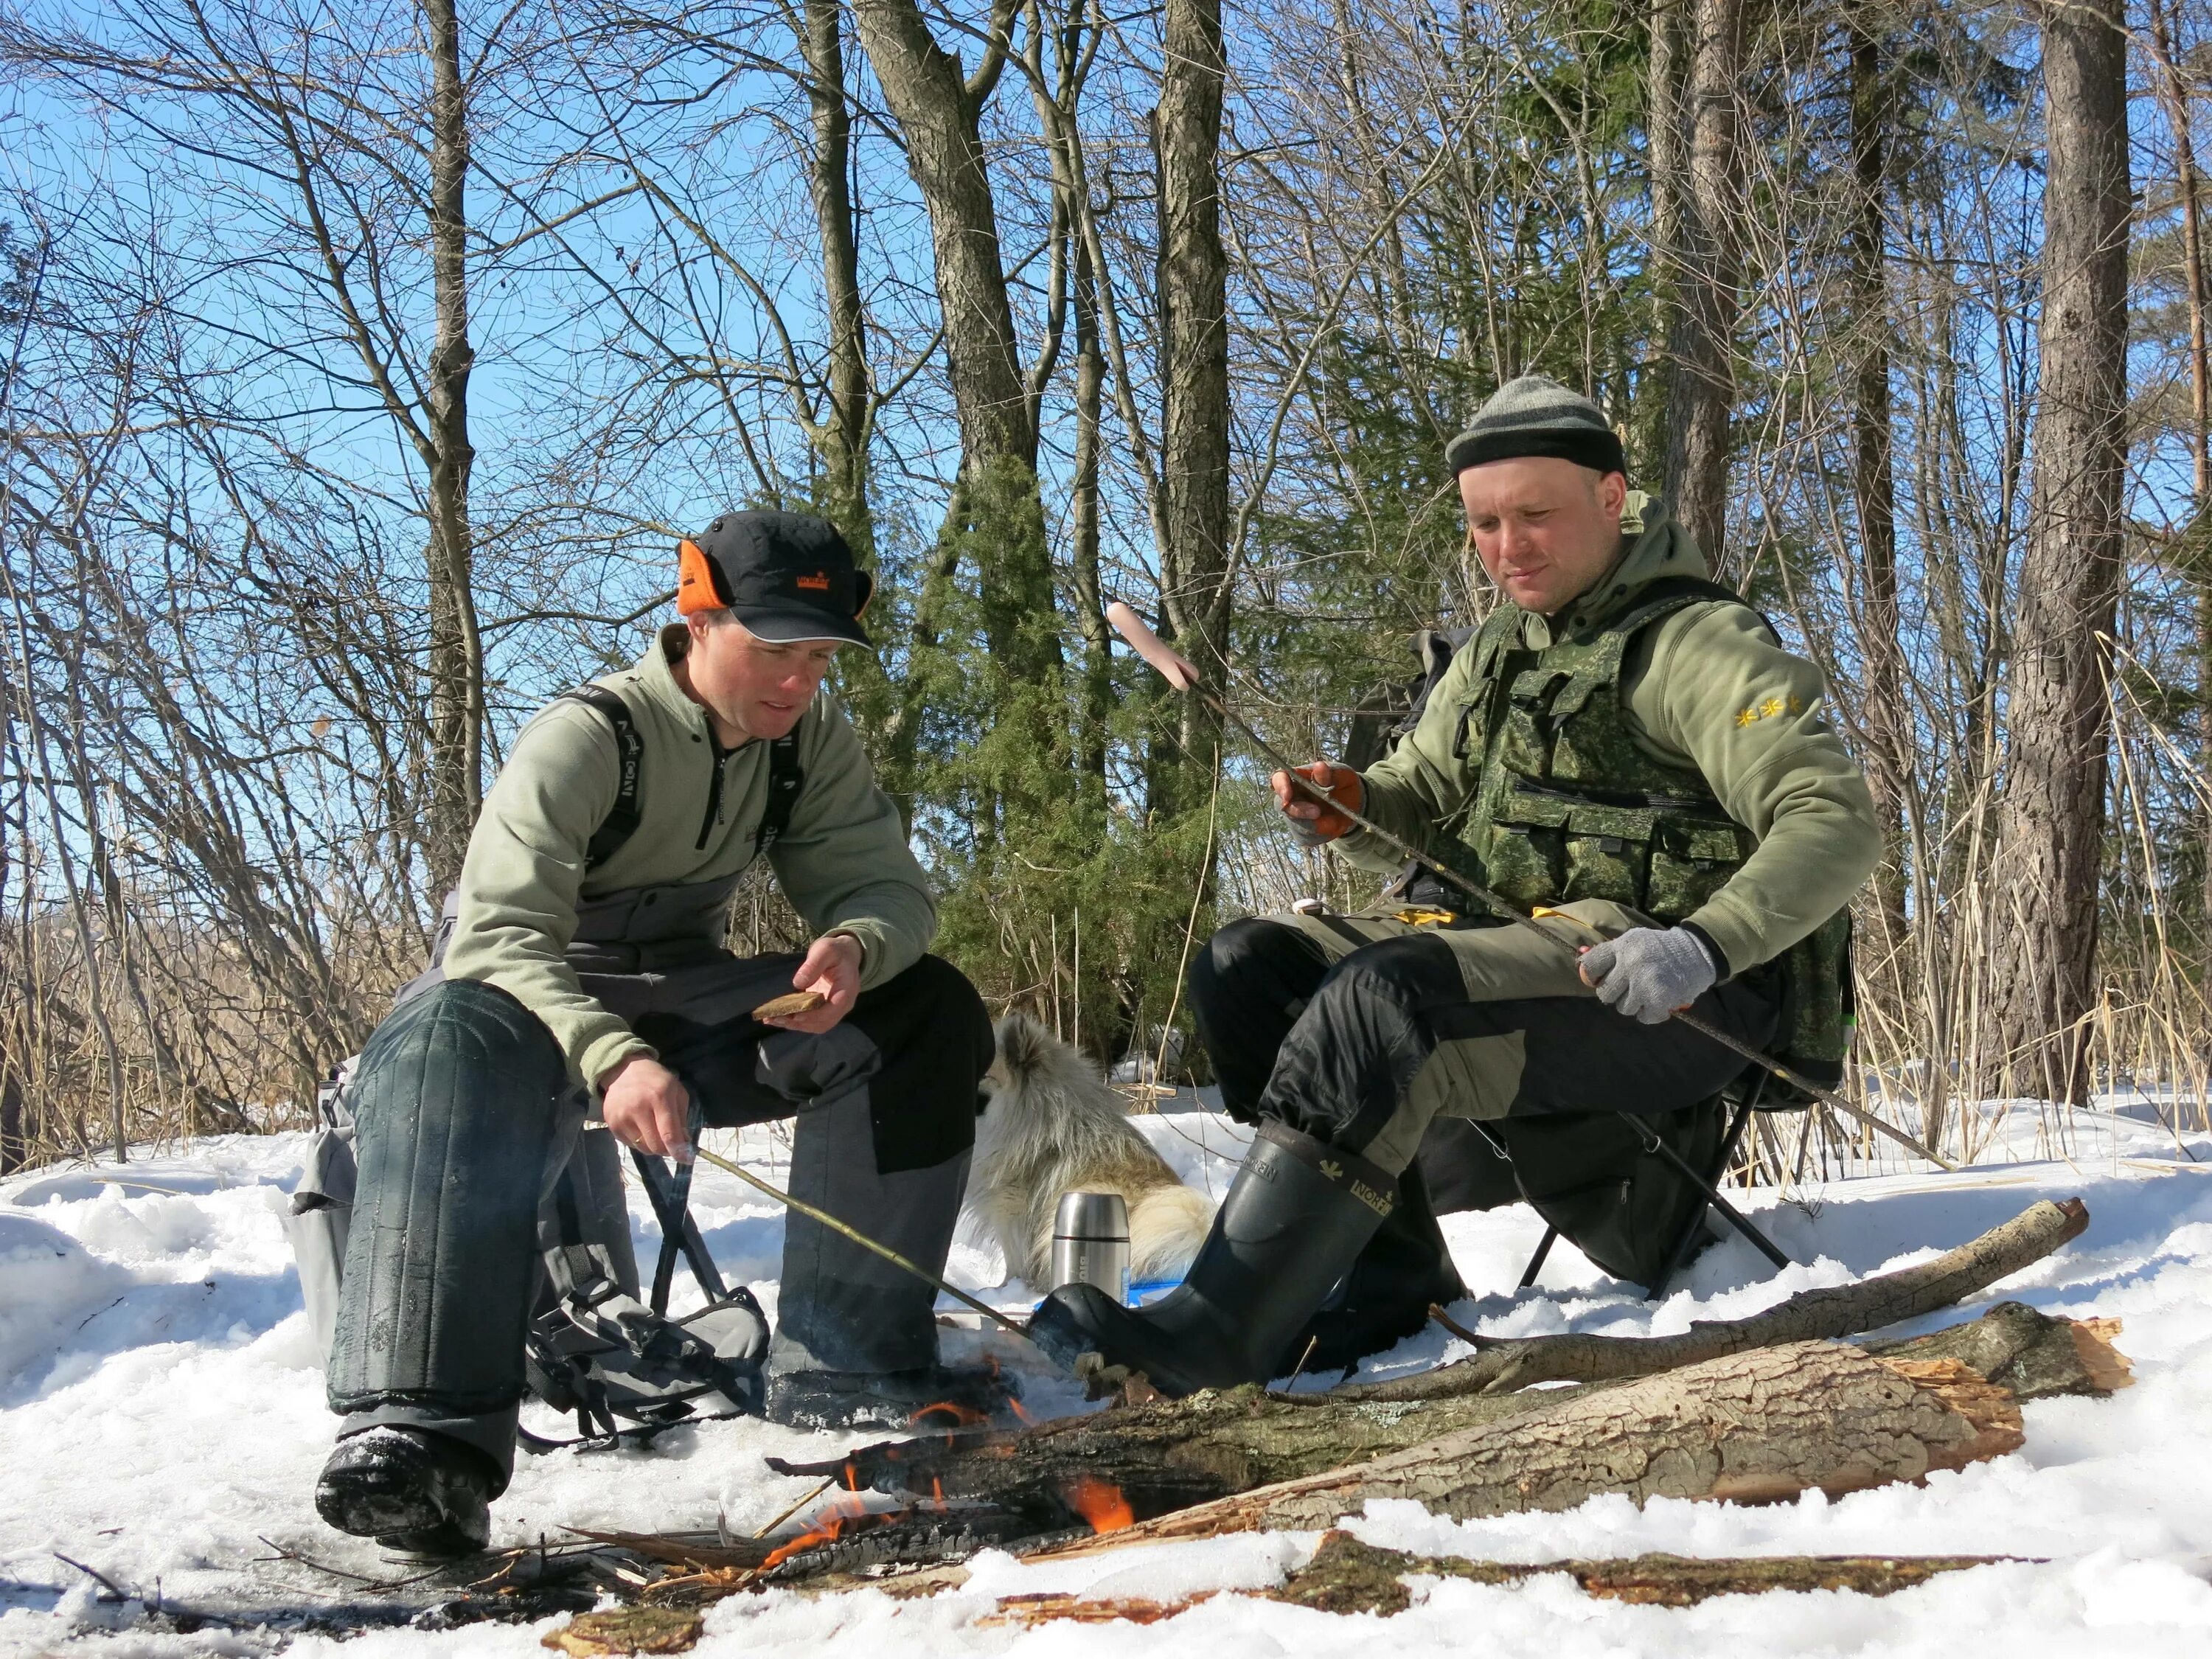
755 732 804 855
557 684 644 870
1606 573 1785 647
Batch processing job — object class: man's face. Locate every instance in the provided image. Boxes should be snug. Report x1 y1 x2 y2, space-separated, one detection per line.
1459 456 1630 614
684 614 841 742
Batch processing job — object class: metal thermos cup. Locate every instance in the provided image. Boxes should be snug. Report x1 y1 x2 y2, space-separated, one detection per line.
1050 1191 1132 1304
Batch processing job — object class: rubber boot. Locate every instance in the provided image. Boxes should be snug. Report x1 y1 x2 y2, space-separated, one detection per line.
1275 1161 1466 1377
1027 1122 1396 1397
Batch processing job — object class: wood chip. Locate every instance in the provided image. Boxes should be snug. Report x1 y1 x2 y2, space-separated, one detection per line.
752 990 827 1021
542 1607 703 1656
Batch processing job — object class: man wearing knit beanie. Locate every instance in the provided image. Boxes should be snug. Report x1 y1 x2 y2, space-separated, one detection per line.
1032 374 1879 1398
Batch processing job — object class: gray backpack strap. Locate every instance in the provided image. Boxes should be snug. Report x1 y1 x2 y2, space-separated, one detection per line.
557 684 644 870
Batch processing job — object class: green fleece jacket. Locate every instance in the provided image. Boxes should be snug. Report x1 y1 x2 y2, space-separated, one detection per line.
1339 499 1881 974
441 625 936 1088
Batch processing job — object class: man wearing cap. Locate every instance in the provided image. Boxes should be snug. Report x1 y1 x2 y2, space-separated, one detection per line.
1032 375 1879 1396
313 510 995 1554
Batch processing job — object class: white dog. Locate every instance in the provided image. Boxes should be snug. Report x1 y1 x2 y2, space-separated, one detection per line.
972 1013 1215 1289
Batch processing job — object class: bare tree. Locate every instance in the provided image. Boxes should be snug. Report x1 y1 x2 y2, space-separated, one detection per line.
1153 0 1233 804
1981 0 2131 1104
1662 0 1747 560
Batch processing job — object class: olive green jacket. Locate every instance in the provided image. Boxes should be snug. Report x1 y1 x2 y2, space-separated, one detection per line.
1340 503 1880 975
441 625 936 1088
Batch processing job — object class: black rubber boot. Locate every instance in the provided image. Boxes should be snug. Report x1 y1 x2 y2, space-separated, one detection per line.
315 1426 495 1558
1274 1161 1466 1376
1027 1122 1396 1397
765 1360 1023 1431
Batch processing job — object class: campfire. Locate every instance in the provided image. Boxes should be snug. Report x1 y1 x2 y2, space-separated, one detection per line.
567 1202 2127 1621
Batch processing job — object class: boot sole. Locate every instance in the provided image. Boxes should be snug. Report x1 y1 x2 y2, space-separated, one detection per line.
316 1467 488 1557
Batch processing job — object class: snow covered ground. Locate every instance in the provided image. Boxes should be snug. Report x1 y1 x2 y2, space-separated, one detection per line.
6 1100 2212 1656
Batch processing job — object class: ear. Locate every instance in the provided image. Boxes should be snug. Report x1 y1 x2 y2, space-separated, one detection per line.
1598 470 1629 520
853 570 875 618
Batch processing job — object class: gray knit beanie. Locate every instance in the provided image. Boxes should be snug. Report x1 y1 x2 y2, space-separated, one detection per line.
1444 374 1625 477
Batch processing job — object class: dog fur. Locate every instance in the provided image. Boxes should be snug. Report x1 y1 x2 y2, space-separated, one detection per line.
973 1013 1215 1288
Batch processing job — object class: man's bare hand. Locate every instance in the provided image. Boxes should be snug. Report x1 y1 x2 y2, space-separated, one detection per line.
1272 760 1364 846
763 933 863 1034
599 1055 694 1160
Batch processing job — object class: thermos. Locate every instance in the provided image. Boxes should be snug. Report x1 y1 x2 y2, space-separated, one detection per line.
1050 1191 1132 1304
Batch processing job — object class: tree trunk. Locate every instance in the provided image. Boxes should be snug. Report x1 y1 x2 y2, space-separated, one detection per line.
1645 0 1684 465
1025 1343 2022 1550
800 0 872 557
2145 0 2212 929
849 0 1033 470
419 0 482 897
1154 0 1232 812
1070 235 1113 793
1982 0 2129 1105
1846 11 1912 962
1661 0 1745 563
852 0 1062 755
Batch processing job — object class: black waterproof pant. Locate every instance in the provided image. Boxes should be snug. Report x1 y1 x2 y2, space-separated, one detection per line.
1187 905 1783 1284
327 953 991 1486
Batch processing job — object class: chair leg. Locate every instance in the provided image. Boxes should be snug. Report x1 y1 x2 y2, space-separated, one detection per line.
629 1145 730 1312
1620 1107 1792 1293
1643 1101 1757 1298
1518 1225 1558 1289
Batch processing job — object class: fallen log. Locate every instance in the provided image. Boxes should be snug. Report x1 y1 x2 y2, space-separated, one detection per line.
1272 1530 2029 1615
771 1300 2120 1528
1344 1196 2089 1399
1024 1339 2023 1558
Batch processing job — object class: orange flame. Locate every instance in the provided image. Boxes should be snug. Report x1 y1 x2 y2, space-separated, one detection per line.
1064 1477 1135 1534
760 1492 885 1570
931 1476 946 1506
1005 1394 1034 1425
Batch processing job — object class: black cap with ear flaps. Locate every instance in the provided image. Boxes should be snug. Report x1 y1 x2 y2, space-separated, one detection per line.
680 510 873 647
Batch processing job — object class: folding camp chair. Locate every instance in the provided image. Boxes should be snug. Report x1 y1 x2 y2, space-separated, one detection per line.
1514 1070 1798 1299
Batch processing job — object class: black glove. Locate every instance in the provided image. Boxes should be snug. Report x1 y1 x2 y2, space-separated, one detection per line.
1579 926 1723 1024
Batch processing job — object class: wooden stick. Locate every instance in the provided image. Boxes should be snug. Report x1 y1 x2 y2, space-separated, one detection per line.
1342 1196 2090 1399
687 1145 1040 1349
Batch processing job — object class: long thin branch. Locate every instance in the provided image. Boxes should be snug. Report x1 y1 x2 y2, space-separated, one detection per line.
1341 1196 2090 1399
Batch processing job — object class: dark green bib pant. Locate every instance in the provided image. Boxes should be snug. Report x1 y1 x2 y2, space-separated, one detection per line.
326 872 990 1488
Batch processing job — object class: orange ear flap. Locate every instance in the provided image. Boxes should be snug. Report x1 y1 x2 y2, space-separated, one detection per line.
853 570 874 618
677 538 725 615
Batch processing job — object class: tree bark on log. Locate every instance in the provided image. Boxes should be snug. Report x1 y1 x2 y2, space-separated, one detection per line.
768 1202 2104 1529
1343 1196 2087 1399
1271 1531 2025 1615
1023 1341 2023 1558
774 1303 2117 1532
706 1304 2124 1587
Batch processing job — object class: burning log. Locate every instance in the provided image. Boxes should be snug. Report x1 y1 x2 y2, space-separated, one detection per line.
769 1301 2122 1534
1025 1340 2025 1557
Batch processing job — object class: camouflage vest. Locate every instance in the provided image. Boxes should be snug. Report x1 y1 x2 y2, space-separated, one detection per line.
1447 575 1854 1083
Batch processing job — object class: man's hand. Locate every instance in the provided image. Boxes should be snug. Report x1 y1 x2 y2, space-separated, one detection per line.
600 1056 695 1159
1272 761 1364 846
1577 926 1722 1024
762 933 863 1034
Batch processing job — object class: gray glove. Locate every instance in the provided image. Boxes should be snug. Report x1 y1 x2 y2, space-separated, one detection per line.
1579 926 1722 1024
